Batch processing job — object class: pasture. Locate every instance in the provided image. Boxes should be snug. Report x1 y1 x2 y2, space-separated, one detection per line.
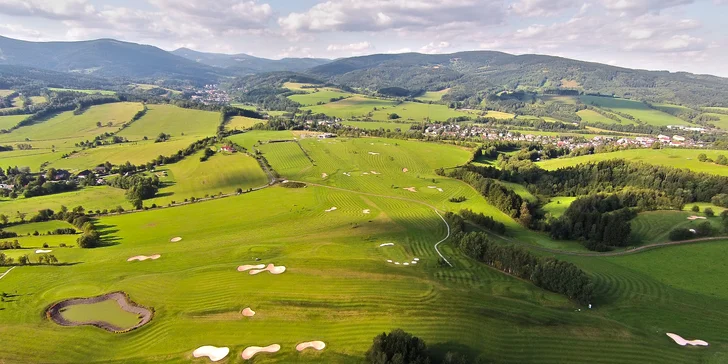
288 90 351 106
0 186 130 218
415 89 450 102
226 116 264 130
577 109 631 125
116 104 219 141
48 88 116 95
0 102 144 150
578 96 690 127
368 102 475 122
342 121 416 130
0 114 28 131
302 96 397 119
537 148 728 176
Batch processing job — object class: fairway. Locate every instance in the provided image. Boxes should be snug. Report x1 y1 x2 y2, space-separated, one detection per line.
537 148 728 176
116 104 219 141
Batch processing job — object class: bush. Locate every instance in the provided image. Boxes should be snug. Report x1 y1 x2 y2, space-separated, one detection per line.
692 205 700 212
669 228 695 241
704 208 715 217
366 329 430 364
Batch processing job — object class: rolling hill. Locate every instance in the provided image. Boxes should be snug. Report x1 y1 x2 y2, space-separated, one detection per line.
306 51 728 107
0 36 222 82
172 47 330 74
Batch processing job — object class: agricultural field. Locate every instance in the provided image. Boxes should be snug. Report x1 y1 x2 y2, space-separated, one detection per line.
227 130 295 150
48 88 116 95
146 149 269 206
0 89 15 97
302 96 397 119
577 109 631 125
701 112 728 130
0 114 28 130
415 88 450 102
117 104 219 141
341 121 416 130
0 186 130 218
226 116 264 130
537 148 728 176
369 101 476 122
288 90 351 106
578 96 690 127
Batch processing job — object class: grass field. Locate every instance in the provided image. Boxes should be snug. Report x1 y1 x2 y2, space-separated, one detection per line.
289 90 352 106
577 109 631 125
342 121 416 130
701 113 728 130
117 104 219 141
0 89 15 97
226 116 264 131
542 197 577 218
369 102 475 122
578 96 690 126
415 89 450 102
0 186 130 218
227 130 295 150
494 180 538 203
48 88 116 95
537 148 728 176
0 102 144 150
146 149 269 206
5 220 77 235
0 114 28 131
302 96 397 119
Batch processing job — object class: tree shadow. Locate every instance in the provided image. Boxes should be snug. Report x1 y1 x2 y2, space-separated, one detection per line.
428 342 479 363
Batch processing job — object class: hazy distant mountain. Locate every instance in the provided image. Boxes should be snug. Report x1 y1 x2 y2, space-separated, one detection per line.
172 48 330 74
0 36 223 83
307 51 728 106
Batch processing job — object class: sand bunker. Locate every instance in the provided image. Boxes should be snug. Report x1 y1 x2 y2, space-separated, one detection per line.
321 173 328 178
193 346 230 362
363 209 371 214
296 341 326 352
325 207 337 212
370 171 380 175
237 264 266 272
403 262 409 266
368 152 380 155
249 264 287 275
394 262 400 265
386 259 393 263
170 237 182 242
343 172 351 176
46 291 152 333
428 186 437 189
362 172 370 175
241 344 280 360
437 188 443 192
402 168 408 173
242 307 256 317
687 216 707 220
35 249 52 254
413 258 420 261
127 255 161 262
404 187 417 192
666 333 709 346
411 261 418 264
379 243 394 247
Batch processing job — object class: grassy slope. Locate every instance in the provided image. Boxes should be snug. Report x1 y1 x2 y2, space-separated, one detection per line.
415 89 450 102
342 121 416 130
541 197 577 219
302 96 397 119
116 104 219 141
227 130 295 150
289 91 352 106
577 109 630 125
0 186 130 218
0 114 29 131
147 149 268 206
226 116 264 131
48 88 116 95
537 149 728 176
369 101 476 122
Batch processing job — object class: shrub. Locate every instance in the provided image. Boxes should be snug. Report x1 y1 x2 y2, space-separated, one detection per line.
692 205 700 212
704 208 715 217
366 329 430 364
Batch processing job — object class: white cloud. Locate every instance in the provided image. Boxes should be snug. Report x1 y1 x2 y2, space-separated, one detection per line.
419 41 451 54
327 41 372 52
278 46 312 58
0 23 43 39
278 0 504 33
0 0 95 20
510 0 581 17
599 0 694 15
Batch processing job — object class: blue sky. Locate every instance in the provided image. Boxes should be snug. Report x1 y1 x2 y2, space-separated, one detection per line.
0 0 726 76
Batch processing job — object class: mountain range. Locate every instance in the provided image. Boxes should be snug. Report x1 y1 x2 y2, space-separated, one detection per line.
1 35 727 106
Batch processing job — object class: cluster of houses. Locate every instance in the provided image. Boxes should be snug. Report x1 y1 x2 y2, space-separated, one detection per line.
422 123 703 150
190 84 231 105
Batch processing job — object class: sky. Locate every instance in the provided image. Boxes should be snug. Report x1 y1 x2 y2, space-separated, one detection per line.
0 0 726 76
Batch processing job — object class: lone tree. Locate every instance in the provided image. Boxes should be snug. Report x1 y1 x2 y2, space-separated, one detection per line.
366 329 430 364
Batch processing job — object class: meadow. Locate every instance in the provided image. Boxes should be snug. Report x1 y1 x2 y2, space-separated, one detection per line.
578 96 690 127
537 148 728 176
48 88 116 95
0 114 29 130
342 121 416 130
225 116 264 131
0 186 130 217
369 101 476 122
415 89 450 102
117 104 219 141
302 96 397 119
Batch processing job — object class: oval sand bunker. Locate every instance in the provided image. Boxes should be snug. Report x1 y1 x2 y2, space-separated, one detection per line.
193 346 230 362
296 341 326 352
127 254 161 262
170 237 182 242
242 307 256 317
46 291 152 333
241 344 280 360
